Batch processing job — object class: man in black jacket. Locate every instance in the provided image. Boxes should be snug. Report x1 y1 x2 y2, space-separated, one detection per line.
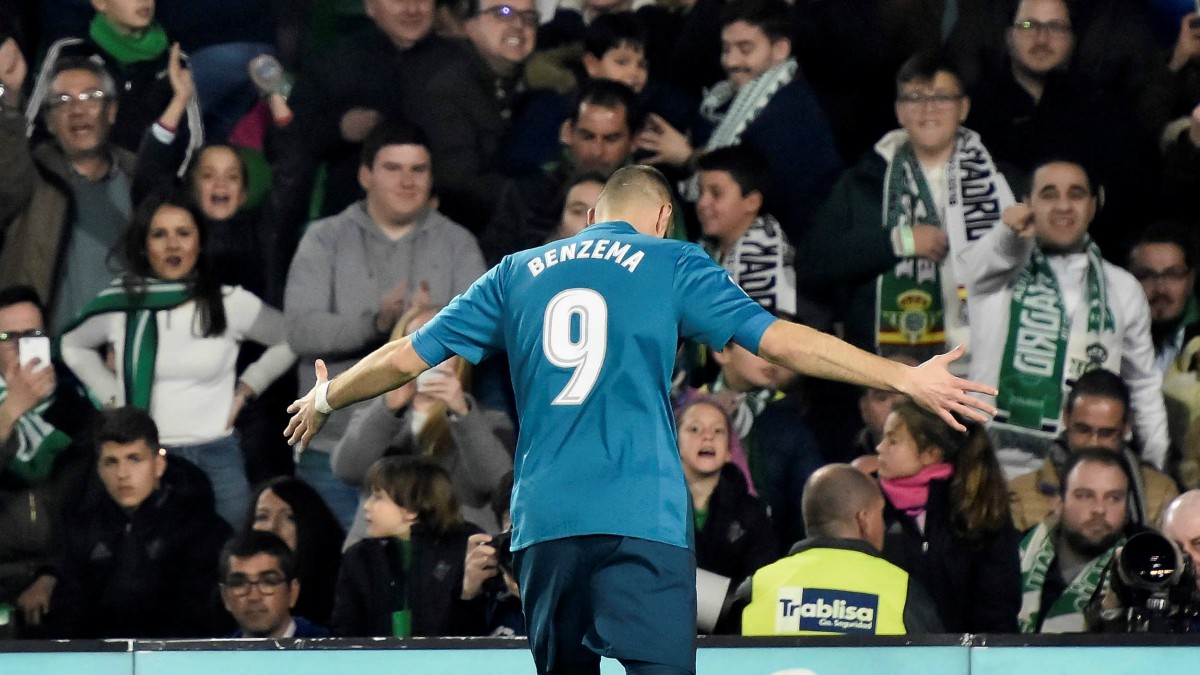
45 407 231 638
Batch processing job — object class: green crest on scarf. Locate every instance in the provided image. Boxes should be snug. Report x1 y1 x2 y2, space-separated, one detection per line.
877 141 945 348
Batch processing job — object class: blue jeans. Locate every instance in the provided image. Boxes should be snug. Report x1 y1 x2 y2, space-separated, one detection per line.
188 41 276 143
296 449 360 532
166 432 252 528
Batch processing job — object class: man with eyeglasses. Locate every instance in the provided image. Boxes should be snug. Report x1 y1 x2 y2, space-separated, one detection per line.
1007 369 1178 534
0 285 94 637
0 47 170 332
963 158 1170 473
404 0 537 234
965 0 1152 257
45 407 231 638
219 530 329 638
1129 224 1200 488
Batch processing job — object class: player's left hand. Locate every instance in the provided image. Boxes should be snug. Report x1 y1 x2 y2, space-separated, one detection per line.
284 359 330 451
904 345 997 431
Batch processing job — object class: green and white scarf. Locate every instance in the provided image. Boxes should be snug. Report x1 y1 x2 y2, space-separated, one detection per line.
681 58 798 201
996 240 1115 434
61 278 192 410
1018 517 1119 633
875 128 1012 350
0 377 71 486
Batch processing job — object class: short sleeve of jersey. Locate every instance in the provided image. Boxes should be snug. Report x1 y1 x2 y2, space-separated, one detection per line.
411 264 506 366
674 245 776 353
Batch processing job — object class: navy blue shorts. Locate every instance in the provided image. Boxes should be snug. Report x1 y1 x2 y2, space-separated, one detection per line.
513 535 697 675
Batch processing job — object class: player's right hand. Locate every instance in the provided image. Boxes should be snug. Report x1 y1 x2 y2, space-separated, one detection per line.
284 359 330 451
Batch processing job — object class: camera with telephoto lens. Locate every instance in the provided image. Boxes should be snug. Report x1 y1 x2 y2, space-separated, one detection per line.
1113 531 1199 632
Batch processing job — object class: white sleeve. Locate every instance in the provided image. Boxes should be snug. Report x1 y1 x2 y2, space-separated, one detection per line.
1117 274 1170 469
229 288 297 395
59 313 119 405
962 223 1035 296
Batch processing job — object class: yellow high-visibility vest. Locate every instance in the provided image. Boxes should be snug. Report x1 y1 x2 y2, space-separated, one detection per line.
742 546 912 636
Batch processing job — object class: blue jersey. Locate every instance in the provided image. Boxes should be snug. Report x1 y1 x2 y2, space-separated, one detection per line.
411 221 775 550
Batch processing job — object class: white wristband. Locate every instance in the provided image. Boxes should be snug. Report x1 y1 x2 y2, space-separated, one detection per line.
314 381 334 415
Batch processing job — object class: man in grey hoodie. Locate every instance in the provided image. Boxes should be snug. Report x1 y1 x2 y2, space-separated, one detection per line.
283 120 486 528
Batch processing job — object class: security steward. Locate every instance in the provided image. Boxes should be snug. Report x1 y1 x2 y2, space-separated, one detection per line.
724 464 943 635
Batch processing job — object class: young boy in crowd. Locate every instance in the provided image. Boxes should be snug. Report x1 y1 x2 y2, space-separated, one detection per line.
695 144 796 318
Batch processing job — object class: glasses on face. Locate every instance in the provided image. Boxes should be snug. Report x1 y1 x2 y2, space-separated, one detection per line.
46 89 108 111
1131 267 1192 284
221 572 289 597
896 91 963 109
0 329 45 342
1012 19 1072 36
477 4 539 28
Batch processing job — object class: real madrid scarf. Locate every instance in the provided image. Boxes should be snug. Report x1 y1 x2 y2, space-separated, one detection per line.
681 58 798 201
996 241 1115 433
0 377 71 485
60 278 193 410
712 214 796 317
875 129 1011 348
1018 517 1118 633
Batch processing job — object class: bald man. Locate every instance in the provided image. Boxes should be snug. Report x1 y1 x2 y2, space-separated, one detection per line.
286 166 990 674
1162 490 1200 592
729 465 941 635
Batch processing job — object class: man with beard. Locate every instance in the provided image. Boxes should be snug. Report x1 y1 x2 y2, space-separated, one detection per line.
1018 449 1140 633
1128 224 1200 488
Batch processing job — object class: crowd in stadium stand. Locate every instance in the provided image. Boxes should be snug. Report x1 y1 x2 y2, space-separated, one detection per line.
7 0 1200 640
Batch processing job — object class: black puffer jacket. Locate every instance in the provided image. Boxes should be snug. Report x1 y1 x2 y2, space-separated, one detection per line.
47 456 232 638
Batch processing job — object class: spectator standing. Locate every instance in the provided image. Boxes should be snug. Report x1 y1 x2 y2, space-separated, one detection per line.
60 193 296 527
284 122 485 528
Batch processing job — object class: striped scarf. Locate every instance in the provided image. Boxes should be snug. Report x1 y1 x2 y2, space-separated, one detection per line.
60 278 193 409
0 377 71 485
1018 517 1119 633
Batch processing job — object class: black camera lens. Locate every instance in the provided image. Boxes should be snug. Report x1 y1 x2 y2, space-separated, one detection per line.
1119 532 1179 589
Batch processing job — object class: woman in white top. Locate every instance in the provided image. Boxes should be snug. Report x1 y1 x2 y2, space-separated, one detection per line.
61 192 295 526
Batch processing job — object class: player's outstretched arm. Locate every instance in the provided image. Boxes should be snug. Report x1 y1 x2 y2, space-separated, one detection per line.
284 336 432 450
757 321 997 431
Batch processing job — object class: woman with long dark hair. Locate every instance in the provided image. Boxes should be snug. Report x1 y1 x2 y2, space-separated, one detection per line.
244 476 345 626
875 398 1021 632
60 191 295 526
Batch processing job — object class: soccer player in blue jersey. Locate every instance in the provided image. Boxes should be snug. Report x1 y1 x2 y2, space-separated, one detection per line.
286 166 996 674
